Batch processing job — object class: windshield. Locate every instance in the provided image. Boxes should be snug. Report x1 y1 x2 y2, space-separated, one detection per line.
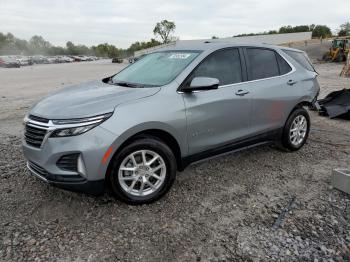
111 51 200 87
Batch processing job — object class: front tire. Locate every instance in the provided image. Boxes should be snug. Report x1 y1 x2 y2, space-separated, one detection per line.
108 137 177 204
281 108 310 151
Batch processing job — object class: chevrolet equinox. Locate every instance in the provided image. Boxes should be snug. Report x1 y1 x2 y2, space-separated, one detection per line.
23 42 320 204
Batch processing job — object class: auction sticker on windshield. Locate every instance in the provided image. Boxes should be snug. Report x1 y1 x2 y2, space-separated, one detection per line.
168 53 192 59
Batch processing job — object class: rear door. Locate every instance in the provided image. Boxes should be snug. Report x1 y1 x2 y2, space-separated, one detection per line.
182 48 253 155
243 47 295 135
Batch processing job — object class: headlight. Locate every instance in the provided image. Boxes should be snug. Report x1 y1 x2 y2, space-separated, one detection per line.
51 112 113 137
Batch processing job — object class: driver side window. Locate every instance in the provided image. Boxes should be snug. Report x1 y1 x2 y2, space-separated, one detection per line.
188 48 243 86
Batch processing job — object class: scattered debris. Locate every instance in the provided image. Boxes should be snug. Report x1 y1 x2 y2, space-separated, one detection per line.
316 89 350 119
332 168 350 195
1 62 349 261
272 196 296 230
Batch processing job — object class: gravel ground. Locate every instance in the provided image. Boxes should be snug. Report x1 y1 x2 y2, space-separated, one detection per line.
0 60 349 261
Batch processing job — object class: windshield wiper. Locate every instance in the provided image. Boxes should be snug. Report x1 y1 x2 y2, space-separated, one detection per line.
112 81 144 88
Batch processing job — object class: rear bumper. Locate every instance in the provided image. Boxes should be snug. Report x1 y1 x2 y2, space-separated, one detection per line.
27 161 105 195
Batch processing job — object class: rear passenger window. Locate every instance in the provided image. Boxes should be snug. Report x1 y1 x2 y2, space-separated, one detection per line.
246 48 279 80
190 48 242 86
283 50 315 72
276 53 292 75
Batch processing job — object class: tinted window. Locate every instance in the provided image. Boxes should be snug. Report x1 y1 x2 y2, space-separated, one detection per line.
276 53 292 75
283 50 315 72
190 49 242 86
246 48 279 80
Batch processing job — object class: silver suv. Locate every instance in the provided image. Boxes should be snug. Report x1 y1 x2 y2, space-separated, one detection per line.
23 42 319 204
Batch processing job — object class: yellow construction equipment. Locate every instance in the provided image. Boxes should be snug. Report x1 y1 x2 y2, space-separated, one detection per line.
322 39 349 62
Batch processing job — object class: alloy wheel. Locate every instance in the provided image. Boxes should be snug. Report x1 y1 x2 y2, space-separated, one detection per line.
118 150 166 197
289 115 308 146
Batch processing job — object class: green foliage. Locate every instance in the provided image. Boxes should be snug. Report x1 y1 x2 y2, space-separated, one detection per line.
312 25 332 38
128 39 161 52
339 22 350 36
338 30 347 37
235 30 278 37
65 41 93 56
279 25 311 34
235 24 333 38
235 25 317 37
153 20 176 43
0 32 162 57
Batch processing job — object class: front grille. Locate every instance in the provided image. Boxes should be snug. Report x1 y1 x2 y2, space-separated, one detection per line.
24 124 47 148
28 161 85 183
56 154 79 172
29 115 49 123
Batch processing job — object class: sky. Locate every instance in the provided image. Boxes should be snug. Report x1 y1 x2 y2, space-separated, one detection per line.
0 0 349 48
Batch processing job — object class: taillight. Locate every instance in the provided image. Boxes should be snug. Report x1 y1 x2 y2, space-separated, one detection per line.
0 59 4 64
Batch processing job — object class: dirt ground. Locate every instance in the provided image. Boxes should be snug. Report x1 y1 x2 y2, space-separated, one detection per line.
0 59 349 261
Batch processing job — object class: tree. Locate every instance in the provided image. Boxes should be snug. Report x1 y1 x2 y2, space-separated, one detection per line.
153 20 176 44
66 41 75 54
279 25 293 34
339 22 350 36
279 25 311 34
127 39 161 55
29 35 51 49
267 30 278 34
211 36 219 39
338 30 347 37
312 25 332 38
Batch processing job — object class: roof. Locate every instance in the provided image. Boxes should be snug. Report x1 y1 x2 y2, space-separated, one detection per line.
134 32 311 56
159 41 302 53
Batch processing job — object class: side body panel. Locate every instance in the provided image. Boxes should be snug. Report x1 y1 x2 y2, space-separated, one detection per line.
243 48 319 136
182 85 252 155
100 83 189 160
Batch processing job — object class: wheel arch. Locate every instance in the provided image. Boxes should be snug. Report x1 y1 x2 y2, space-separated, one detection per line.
294 100 313 109
105 128 184 182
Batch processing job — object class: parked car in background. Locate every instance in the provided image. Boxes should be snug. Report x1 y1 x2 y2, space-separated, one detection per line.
69 56 80 62
112 57 123 63
46 57 58 64
16 56 33 66
55 56 73 63
64 56 74 62
31 55 49 64
129 54 146 63
78 55 89 61
23 42 319 204
0 56 20 68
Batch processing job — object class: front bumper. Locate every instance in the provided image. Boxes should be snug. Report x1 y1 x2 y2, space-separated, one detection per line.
22 125 118 194
27 161 105 195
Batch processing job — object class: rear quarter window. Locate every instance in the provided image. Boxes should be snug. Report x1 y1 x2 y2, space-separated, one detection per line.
276 53 292 75
282 50 315 72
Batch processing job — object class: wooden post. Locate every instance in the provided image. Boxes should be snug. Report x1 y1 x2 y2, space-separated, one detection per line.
340 52 350 77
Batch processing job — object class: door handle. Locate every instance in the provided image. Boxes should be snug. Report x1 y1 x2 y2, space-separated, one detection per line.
287 79 297 86
235 89 249 96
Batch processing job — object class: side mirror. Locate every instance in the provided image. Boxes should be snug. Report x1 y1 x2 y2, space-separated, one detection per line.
182 77 219 92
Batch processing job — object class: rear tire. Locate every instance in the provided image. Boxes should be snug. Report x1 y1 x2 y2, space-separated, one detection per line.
280 108 310 151
108 137 177 204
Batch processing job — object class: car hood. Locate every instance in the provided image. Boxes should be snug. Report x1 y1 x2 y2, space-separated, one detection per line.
30 80 160 119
